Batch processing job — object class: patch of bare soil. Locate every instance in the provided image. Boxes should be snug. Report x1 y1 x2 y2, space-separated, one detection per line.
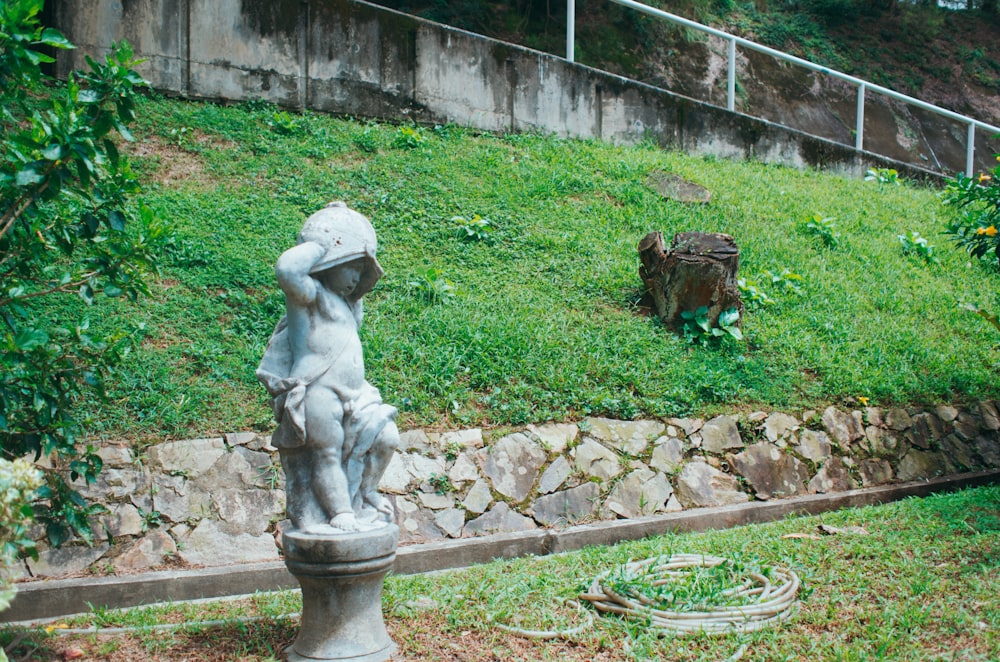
8 610 631 662
123 131 235 189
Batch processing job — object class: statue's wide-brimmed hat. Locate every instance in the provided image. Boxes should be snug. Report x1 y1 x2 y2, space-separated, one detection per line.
298 201 384 297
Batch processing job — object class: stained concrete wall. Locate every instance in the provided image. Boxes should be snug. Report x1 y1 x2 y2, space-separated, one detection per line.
44 0 992 178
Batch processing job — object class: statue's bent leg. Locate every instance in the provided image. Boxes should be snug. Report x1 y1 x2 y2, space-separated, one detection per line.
360 421 399 516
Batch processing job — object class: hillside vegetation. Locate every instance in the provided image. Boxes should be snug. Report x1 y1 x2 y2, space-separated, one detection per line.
56 96 1000 442
376 0 1000 125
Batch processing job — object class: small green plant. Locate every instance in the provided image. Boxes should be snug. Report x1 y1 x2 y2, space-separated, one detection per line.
139 508 163 532
801 214 840 248
452 214 495 243
865 168 901 185
941 165 1000 267
737 277 775 307
443 440 464 462
428 473 454 495
898 230 939 264
168 126 193 148
393 125 427 149
681 306 743 343
408 268 456 304
353 125 380 153
258 463 282 489
766 268 805 295
266 110 303 136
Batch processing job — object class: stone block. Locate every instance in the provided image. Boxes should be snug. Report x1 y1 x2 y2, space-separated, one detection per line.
699 415 743 453
177 520 279 566
448 452 481 485
532 483 601 526
603 467 673 518
896 450 948 482
584 418 664 456
525 423 578 454
378 453 411 494
674 461 748 508
112 530 177 571
732 443 809 500
146 438 226 478
822 407 864 447
649 437 686 474
399 429 433 453
885 408 913 431
572 438 622 482
477 433 547 502
463 503 537 537
212 488 284 536
100 502 145 538
461 479 494 514
438 428 484 451
27 543 110 578
763 413 799 443
859 458 893 487
979 401 1000 431
794 429 832 462
434 509 466 538
537 455 572 494
808 457 856 494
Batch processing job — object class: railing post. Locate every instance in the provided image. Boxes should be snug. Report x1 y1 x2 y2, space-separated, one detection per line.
566 0 575 62
855 83 865 152
967 123 976 177
727 38 736 112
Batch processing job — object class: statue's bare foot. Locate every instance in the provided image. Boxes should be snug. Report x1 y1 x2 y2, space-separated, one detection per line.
330 513 364 532
364 492 393 516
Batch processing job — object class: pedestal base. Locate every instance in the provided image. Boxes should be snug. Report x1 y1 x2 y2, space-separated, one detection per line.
283 524 399 661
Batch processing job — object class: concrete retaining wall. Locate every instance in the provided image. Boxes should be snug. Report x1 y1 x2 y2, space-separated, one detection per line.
42 0 994 178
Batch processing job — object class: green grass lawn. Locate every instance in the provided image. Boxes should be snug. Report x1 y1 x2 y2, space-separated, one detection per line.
4 484 997 660
68 95 1000 442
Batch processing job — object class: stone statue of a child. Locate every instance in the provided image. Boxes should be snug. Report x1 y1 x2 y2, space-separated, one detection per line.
257 202 398 534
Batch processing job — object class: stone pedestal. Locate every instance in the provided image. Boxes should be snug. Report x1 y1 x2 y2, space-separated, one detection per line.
283 525 399 662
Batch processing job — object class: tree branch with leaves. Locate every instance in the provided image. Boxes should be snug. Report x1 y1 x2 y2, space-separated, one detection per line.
1 0 168 550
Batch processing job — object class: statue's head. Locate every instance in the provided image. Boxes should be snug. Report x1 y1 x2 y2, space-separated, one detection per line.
298 201 384 298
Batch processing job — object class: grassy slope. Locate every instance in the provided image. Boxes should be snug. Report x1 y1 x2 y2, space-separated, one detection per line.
75 96 999 442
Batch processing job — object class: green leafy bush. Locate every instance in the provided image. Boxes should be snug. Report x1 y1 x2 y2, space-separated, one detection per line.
0 458 41 614
0 0 165 546
941 166 1000 267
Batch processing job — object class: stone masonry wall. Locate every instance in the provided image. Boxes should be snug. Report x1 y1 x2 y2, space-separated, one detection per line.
13 401 1000 581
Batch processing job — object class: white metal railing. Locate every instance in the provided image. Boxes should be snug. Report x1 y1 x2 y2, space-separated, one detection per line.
566 0 1000 176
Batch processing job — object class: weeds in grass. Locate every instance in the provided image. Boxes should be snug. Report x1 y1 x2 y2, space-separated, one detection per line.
801 213 840 248
898 230 939 264
681 306 743 343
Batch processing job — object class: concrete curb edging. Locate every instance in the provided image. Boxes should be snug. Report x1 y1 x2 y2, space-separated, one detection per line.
5 469 998 623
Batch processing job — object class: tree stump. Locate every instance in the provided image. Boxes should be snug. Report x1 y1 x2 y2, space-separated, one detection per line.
638 231 743 333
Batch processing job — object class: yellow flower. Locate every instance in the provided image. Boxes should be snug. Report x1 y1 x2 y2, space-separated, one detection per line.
858 396 869 406
980 173 992 183
978 225 998 236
